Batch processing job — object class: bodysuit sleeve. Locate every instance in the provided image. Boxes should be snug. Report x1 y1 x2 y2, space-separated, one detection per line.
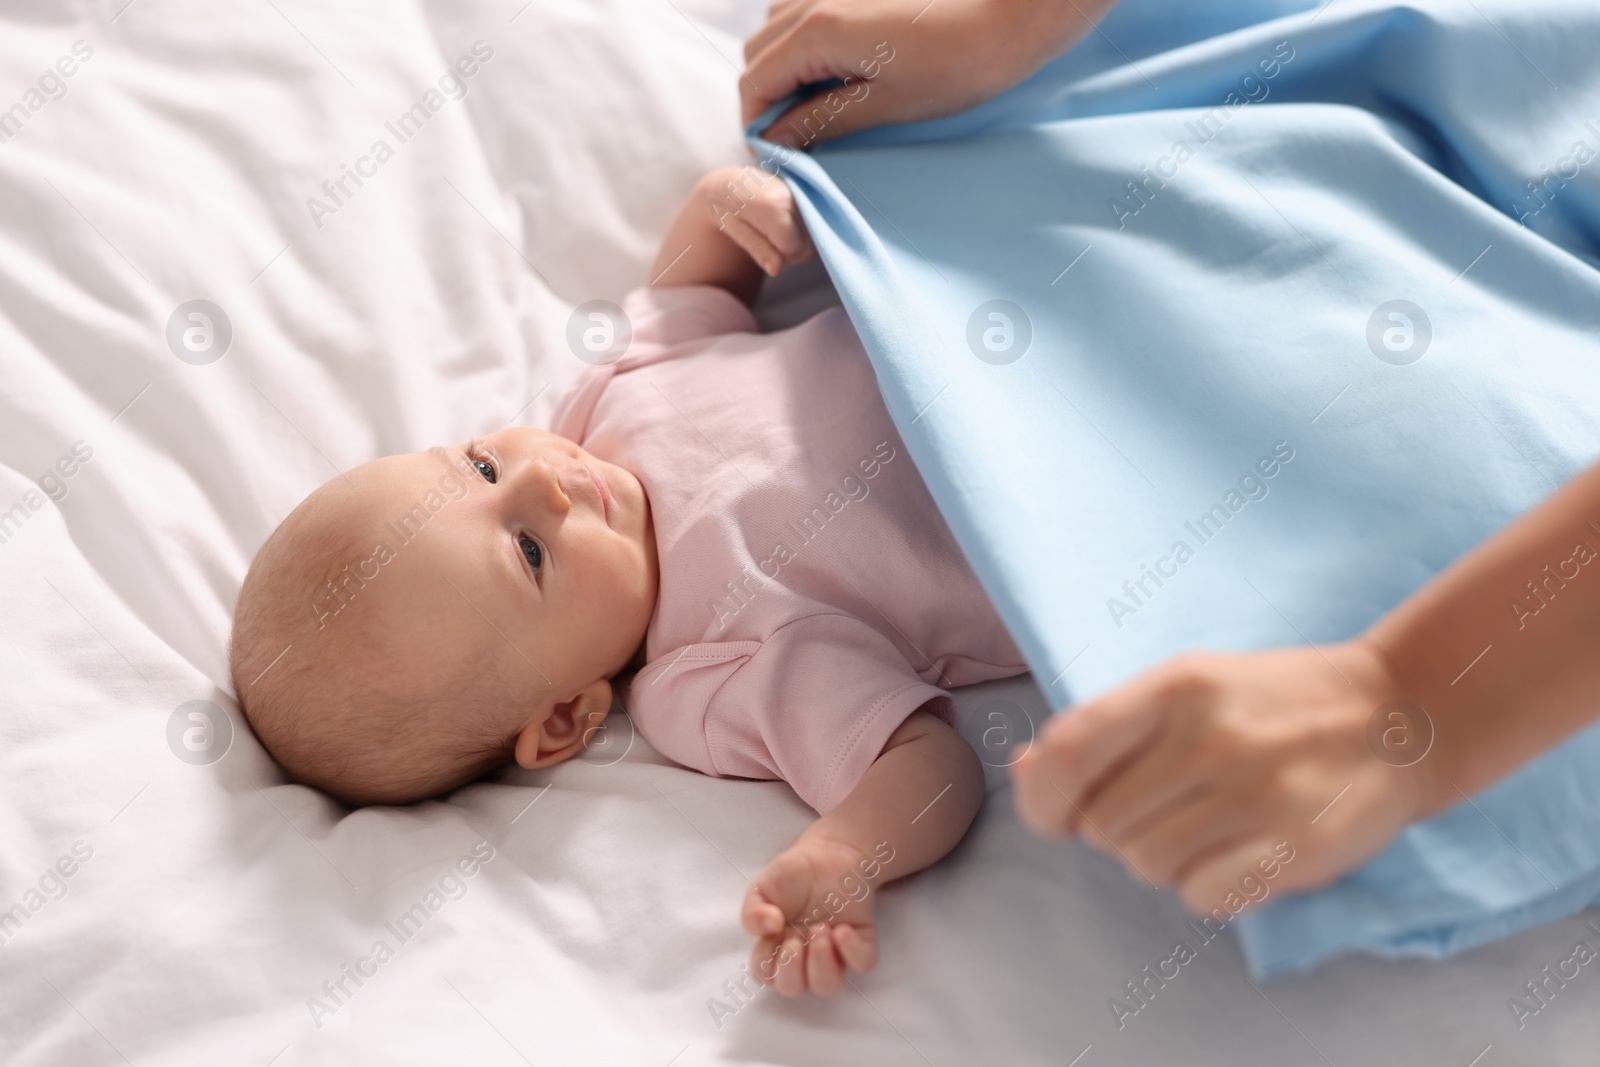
630 614 950 813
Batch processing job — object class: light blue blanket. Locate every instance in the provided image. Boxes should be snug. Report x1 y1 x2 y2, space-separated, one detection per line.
750 0 1600 975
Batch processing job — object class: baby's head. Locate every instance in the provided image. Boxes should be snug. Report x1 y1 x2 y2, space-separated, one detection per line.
230 427 657 806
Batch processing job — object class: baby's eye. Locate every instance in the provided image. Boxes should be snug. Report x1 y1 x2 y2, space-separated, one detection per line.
517 534 543 576
472 457 496 483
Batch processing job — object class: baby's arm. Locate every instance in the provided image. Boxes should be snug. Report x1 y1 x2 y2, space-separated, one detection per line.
650 164 814 304
741 706 983 996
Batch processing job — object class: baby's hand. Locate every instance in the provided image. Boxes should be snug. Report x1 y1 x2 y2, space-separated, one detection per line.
741 835 887 996
698 164 815 278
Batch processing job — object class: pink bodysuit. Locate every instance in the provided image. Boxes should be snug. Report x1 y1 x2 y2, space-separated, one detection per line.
552 286 1025 812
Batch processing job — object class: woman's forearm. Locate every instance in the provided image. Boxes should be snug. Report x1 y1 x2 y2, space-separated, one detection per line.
1362 460 1600 814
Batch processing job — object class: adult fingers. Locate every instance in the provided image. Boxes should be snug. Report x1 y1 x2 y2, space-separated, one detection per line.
1175 834 1283 915
1075 724 1206 844
758 81 909 148
742 0 813 67
742 12 881 128
742 22 833 126
1015 655 1233 836
1114 792 1261 886
1012 680 1175 837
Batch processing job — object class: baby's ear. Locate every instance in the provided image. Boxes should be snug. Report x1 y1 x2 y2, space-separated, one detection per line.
513 679 613 769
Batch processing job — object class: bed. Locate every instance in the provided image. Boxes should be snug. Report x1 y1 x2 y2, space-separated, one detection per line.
2 0 1597 1063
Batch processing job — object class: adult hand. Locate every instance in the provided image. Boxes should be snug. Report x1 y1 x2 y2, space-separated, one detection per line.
1011 644 1431 912
741 0 1118 148
1013 457 1600 912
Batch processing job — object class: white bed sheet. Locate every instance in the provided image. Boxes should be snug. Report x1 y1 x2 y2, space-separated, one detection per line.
1 0 1597 1063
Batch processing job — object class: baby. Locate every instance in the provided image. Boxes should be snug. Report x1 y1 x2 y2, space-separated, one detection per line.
230 164 1027 996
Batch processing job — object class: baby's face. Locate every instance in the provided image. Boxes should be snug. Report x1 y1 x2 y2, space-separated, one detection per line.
351 427 657 745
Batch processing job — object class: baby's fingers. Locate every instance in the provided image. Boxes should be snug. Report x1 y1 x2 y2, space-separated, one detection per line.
833 923 878 974
805 926 845 995
782 222 815 265
740 885 786 938
751 931 805 993
722 214 784 276
750 196 814 263
750 933 785 985
773 934 808 997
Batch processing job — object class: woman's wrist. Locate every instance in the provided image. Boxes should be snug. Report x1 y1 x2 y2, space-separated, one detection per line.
1356 461 1600 819
1340 633 1451 823
990 0 1115 86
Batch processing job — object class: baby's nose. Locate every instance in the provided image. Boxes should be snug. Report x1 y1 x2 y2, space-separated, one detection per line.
515 457 570 515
